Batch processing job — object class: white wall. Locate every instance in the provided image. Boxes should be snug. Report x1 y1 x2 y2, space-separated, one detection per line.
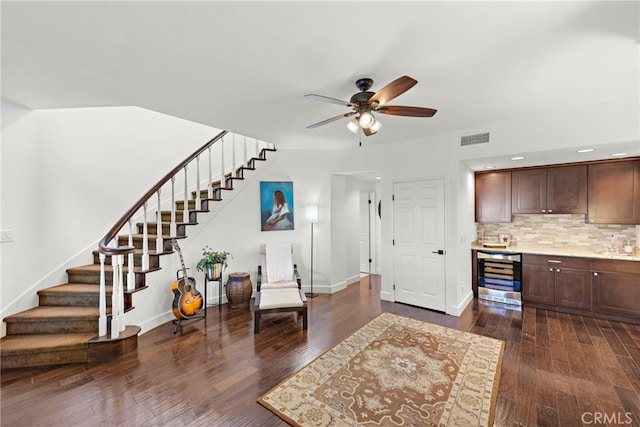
0 100 222 330
1 101 42 334
2 94 637 334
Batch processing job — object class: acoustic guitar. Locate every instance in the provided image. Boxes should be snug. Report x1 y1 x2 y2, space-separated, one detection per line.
170 241 203 319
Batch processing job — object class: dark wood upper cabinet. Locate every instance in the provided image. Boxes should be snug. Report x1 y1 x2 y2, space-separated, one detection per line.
587 159 640 224
512 165 587 214
475 171 511 223
547 165 588 213
512 169 547 214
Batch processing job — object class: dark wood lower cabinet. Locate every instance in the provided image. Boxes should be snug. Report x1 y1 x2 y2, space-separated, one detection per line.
519 254 638 324
554 267 591 310
591 259 640 318
522 254 590 309
522 264 590 309
522 264 555 304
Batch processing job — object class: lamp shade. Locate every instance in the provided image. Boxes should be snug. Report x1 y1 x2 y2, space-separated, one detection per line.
305 205 319 224
346 118 359 133
370 119 382 133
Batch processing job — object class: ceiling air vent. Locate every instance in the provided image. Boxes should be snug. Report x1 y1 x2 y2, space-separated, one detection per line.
461 132 490 146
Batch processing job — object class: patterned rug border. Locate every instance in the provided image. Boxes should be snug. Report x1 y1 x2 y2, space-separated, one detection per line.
258 312 505 426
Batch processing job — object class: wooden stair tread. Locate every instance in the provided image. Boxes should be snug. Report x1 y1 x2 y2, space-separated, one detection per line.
5 306 98 321
67 263 157 274
0 333 94 354
39 283 111 294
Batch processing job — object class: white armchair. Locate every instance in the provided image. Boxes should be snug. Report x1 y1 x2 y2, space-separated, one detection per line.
254 243 308 333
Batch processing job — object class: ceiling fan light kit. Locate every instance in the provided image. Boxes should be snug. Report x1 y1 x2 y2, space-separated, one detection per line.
305 75 437 139
358 111 374 128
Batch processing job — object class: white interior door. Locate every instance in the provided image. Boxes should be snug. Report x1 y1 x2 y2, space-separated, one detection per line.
359 192 372 274
393 178 446 311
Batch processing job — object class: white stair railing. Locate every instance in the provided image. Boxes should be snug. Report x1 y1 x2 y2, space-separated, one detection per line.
98 131 275 338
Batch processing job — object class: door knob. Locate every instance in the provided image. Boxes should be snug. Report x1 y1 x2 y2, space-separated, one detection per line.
432 250 445 255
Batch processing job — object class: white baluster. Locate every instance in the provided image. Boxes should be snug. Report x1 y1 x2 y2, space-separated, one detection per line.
208 146 213 200
232 133 237 179
142 202 149 271
98 253 107 337
118 254 125 333
110 254 124 338
183 165 189 224
170 176 176 237
127 219 135 292
243 136 248 167
196 154 202 210
220 137 226 192
156 188 163 255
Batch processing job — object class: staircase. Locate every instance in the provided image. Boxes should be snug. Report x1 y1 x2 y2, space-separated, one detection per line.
1 134 275 369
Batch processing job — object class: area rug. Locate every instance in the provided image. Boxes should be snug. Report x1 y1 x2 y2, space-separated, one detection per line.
258 312 504 426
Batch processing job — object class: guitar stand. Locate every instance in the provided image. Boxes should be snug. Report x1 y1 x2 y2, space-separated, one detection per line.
172 313 205 334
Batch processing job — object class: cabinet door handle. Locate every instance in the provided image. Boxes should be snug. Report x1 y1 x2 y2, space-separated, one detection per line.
556 268 561 272
548 209 553 213
542 209 546 213
548 260 562 264
593 272 598 276
549 268 554 272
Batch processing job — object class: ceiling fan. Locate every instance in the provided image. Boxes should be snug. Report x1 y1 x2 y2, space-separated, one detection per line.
305 75 437 136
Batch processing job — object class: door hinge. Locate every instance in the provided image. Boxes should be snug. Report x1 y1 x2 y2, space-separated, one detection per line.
393 284 396 290
369 258 372 263
392 194 395 201
368 199 371 204
392 239 395 245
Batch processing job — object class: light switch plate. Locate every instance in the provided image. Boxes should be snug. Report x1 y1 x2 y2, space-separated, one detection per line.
1 229 14 243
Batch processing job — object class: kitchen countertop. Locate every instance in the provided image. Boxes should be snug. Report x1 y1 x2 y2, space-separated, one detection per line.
471 242 640 262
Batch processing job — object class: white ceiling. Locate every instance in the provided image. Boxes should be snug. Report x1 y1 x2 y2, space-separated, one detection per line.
2 1 639 166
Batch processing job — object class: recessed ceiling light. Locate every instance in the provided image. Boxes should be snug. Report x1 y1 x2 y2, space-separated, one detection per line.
375 176 381 180
484 166 496 169
610 152 628 157
577 148 595 153
511 156 525 160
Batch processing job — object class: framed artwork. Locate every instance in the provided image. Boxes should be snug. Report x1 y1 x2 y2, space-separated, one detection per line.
260 181 294 231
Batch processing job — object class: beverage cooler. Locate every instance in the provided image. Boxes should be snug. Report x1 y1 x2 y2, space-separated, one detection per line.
477 251 522 306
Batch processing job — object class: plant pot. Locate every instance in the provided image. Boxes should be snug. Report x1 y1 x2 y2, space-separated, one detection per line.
207 264 222 281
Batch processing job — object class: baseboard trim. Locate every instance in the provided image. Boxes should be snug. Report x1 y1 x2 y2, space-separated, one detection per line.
447 291 473 317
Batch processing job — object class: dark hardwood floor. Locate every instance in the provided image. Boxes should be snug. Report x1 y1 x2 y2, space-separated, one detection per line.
2 275 639 426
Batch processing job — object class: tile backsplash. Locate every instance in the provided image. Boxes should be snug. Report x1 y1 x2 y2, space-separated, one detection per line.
478 214 638 251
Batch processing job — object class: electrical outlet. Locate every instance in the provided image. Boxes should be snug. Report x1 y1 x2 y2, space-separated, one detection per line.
1 229 14 243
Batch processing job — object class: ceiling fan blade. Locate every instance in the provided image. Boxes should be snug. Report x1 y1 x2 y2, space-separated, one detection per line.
307 112 355 129
376 105 437 117
368 75 417 106
304 94 353 107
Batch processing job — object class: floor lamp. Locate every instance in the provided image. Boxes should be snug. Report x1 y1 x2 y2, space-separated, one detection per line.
306 205 319 298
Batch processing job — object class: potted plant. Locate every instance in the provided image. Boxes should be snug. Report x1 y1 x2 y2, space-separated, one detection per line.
196 246 232 281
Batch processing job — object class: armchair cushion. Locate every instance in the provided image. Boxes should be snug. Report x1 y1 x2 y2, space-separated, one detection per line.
259 288 305 309
260 281 299 290
265 242 294 283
